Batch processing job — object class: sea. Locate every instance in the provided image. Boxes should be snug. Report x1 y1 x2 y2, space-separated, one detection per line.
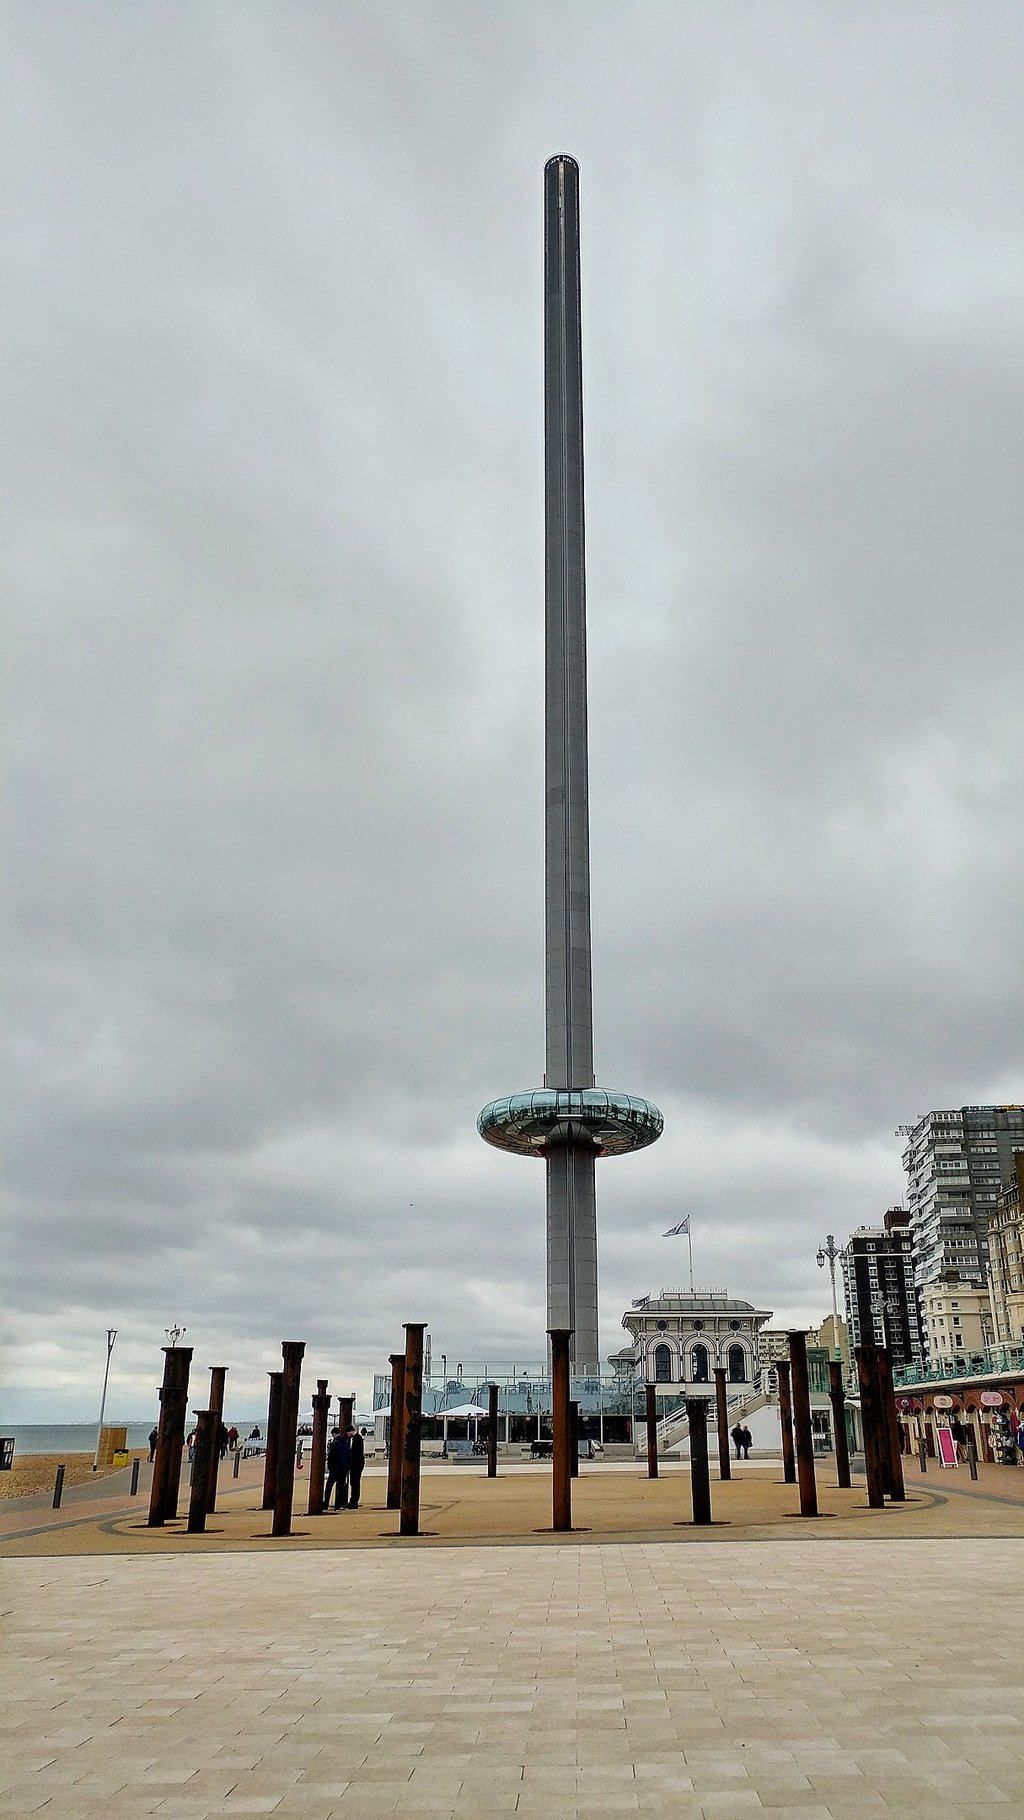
1 1421 268 1457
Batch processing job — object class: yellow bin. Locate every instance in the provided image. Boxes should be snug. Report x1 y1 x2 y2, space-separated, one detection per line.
112 1450 130 1468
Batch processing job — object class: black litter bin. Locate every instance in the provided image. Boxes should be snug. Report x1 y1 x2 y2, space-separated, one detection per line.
0 1438 14 1471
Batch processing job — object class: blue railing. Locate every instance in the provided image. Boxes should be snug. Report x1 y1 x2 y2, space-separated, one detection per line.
893 1343 1024 1388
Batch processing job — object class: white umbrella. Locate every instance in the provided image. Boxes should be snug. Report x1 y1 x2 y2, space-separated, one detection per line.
441 1402 490 1419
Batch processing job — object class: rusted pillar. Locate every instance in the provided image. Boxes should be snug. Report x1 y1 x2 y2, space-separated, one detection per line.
262 1371 283 1510
399 1323 426 1537
307 1378 330 1516
686 1398 712 1525
338 1394 354 1435
148 1344 193 1526
829 1361 851 1489
645 1383 659 1478
776 1359 796 1484
714 1368 731 1481
788 1331 818 1517
387 1352 406 1510
856 1345 886 1508
569 1401 579 1477
875 1348 905 1501
487 1382 499 1478
187 1410 218 1533
272 1342 305 1537
550 1327 572 1532
205 1366 228 1514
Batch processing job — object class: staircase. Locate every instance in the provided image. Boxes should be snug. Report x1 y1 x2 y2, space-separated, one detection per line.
637 1389 771 1456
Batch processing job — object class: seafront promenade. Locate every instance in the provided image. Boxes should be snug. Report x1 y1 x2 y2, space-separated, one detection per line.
4 1460 1024 1817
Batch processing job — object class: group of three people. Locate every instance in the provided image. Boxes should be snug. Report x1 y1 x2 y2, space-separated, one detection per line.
324 1424 365 1510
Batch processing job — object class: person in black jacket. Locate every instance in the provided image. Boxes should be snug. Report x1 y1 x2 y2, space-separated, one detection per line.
346 1426 365 1509
324 1429 350 1511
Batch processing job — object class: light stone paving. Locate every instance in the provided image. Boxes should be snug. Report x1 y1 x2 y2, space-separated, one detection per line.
2 1540 1022 1819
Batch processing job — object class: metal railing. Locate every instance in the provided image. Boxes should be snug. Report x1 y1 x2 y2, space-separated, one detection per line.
893 1343 1024 1388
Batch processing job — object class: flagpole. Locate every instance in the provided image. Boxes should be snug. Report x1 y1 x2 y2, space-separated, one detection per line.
687 1223 694 1294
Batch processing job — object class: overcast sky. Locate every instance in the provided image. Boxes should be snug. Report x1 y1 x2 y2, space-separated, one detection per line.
4 3 1024 1424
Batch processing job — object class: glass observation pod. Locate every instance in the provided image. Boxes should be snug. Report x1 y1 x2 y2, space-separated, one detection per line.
477 1088 663 1158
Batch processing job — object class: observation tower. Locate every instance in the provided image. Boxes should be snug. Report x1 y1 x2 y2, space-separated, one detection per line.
477 157 663 1372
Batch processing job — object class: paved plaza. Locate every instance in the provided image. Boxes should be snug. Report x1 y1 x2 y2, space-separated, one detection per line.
3 1537 1024 1819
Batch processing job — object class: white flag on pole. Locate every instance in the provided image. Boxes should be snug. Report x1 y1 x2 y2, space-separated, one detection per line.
663 1217 690 1237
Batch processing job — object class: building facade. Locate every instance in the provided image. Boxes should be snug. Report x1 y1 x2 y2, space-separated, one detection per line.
842 1209 923 1372
899 1105 1024 1296
918 1276 995 1364
988 1153 1024 1346
616 1289 772 1390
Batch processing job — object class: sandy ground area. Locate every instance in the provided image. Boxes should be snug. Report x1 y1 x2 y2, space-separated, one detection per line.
0 1450 145 1499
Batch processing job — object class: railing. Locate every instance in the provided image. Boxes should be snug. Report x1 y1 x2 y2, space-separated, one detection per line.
893 1344 1024 1388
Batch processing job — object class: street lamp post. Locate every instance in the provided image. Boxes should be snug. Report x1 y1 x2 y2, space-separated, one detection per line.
816 1235 847 1362
92 1329 118 1472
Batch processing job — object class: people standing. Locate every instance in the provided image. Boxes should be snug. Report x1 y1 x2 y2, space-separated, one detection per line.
324 1428 350 1511
740 1424 753 1460
346 1426 365 1509
147 1426 158 1463
730 1422 744 1461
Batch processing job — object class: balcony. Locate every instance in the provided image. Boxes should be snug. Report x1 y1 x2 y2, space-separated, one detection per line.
893 1343 1024 1388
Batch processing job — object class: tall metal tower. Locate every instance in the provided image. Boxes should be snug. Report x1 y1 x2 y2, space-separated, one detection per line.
477 157 662 1372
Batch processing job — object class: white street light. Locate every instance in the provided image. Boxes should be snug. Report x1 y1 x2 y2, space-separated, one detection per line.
816 1235 847 1362
92 1328 118 1472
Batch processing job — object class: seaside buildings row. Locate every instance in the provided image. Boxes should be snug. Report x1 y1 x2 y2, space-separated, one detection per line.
840 1104 1024 1380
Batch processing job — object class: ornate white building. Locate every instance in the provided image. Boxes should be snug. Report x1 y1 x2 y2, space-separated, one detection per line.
612 1288 773 1391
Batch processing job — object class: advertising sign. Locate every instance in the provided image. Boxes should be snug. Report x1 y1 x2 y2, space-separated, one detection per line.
980 1390 1005 1408
933 1394 954 1409
935 1427 958 1467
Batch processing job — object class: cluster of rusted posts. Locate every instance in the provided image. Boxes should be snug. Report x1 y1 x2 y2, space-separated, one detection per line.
856 1343 905 1508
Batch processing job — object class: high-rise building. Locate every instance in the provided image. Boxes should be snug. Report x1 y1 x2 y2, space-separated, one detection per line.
898 1105 1024 1292
477 159 662 1370
987 1151 1024 1346
842 1208 923 1372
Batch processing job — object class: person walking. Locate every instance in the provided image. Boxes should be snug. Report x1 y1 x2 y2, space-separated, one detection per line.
147 1427 158 1463
346 1426 365 1509
740 1424 753 1460
730 1422 744 1461
324 1428 350 1512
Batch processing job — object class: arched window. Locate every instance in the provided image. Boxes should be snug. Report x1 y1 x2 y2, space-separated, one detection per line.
728 1344 747 1383
690 1343 709 1382
653 1344 673 1383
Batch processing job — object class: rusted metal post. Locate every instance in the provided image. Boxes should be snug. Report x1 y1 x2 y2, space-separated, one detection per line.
550 1327 572 1532
776 1359 796 1484
714 1368 731 1480
788 1331 818 1517
686 1398 712 1525
569 1400 579 1477
272 1342 305 1537
307 1378 330 1516
875 1348 905 1501
856 1345 886 1508
387 1353 405 1510
829 1361 851 1489
338 1394 354 1435
487 1382 498 1478
188 1410 217 1534
645 1383 658 1478
262 1371 283 1511
148 1344 193 1526
205 1366 228 1514
399 1323 426 1537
